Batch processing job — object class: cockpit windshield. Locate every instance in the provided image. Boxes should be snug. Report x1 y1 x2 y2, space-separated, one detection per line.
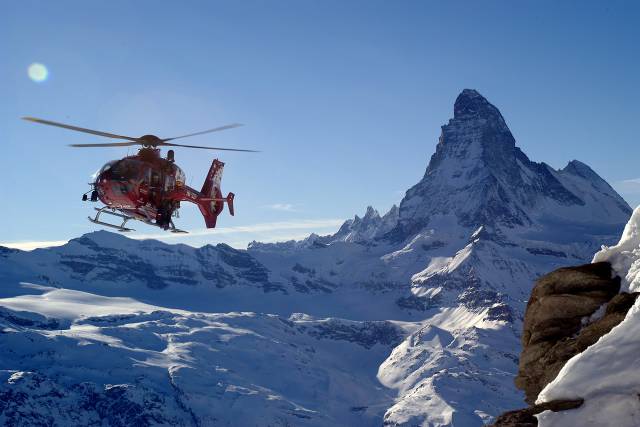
99 161 117 175
110 160 143 181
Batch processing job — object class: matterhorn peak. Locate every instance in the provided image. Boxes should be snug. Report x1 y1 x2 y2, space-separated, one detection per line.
453 89 505 123
387 90 631 241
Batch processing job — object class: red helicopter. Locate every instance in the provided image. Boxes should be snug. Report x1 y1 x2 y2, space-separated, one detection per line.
23 117 257 233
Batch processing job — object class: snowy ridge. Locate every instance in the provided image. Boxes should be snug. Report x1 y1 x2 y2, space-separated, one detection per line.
331 205 400 243
0 89 631 426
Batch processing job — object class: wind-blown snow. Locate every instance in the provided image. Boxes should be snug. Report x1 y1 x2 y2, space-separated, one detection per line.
593 205 640 292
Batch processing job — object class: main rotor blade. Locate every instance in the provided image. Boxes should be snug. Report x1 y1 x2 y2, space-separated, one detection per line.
22 117 139 142
69 142 140 148
162 123 243 142
159 141 259 152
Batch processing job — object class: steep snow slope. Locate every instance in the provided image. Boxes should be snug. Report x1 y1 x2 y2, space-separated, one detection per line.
0 89 631 426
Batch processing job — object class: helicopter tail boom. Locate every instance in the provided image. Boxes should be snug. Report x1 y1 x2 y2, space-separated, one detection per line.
193 159 234 228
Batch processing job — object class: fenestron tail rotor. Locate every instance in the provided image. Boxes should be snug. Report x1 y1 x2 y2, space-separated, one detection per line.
22 117 257 152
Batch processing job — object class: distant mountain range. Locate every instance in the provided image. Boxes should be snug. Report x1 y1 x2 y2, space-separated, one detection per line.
0 89 630 426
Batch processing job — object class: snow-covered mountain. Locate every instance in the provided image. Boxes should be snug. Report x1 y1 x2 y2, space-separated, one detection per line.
248 89 631 425
392 89 629 240
0 89 631 426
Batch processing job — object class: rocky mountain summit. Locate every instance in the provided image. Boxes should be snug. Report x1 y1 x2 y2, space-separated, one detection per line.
390 89 629 241
331 205 399 244
0 90 633 426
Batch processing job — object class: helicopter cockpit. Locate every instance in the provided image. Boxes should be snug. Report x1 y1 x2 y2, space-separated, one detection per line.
97 160 117 176
110 160 144 181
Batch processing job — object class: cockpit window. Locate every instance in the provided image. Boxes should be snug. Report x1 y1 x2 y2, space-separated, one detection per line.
110 160 142 180
99 161 117 174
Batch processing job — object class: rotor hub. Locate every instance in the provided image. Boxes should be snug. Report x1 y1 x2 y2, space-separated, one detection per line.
139 134 163 147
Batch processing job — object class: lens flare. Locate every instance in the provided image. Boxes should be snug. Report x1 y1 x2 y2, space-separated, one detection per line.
28 63 48 83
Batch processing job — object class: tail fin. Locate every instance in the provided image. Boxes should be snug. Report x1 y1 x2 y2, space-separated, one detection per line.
226 192 235 216
197 159 234 228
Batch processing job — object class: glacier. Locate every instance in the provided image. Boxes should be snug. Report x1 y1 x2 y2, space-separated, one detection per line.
0 89 632 426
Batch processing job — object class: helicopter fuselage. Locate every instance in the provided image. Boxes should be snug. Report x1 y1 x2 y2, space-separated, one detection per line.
95 149 183 209
89 148 233 231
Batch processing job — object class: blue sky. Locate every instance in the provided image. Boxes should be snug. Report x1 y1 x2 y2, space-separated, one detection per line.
2 1 639 249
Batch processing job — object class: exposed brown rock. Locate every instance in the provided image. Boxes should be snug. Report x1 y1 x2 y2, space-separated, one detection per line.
515 261 639 404
490 399 584 427
606 291 639 315
490 261 640 424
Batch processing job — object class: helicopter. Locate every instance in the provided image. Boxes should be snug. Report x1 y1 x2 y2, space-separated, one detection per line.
23 117 257 233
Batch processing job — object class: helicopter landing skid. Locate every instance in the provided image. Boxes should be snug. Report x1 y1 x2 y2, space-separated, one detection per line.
136 217 188 234
89 207 135 232
89 207 189 233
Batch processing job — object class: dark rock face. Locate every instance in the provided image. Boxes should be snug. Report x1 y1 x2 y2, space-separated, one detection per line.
24 233 285 293
490 399 584 427
515 261 638 404
305 319 403 349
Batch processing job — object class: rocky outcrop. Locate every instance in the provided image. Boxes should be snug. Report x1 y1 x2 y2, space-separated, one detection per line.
516 261 638 403
491 399 584 427
491 261 639 426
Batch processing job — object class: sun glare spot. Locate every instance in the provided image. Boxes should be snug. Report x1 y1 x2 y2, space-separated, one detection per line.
28 63 48 83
